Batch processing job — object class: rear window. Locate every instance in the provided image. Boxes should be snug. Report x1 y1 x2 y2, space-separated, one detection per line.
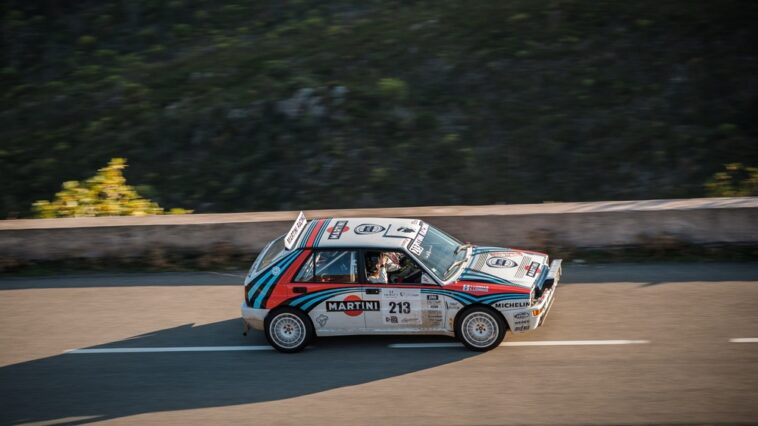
256 236 286 272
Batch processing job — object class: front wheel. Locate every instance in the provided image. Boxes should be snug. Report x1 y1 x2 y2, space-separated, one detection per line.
455 307 507 351
264 308 313 353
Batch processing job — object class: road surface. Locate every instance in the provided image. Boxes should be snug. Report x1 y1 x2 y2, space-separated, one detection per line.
1 263 757 425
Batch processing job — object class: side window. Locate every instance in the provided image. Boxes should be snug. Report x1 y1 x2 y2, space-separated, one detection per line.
295 250 358 283
364 250 426 284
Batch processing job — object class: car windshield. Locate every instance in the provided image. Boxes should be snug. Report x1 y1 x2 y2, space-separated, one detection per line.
407 223 467 282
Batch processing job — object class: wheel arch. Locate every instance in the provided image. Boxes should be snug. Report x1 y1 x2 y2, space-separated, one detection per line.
453 303 510 338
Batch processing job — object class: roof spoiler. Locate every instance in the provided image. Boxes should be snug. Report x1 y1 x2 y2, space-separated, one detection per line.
284 211 307 250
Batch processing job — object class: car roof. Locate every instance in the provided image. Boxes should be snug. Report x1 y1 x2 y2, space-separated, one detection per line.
294 217 423 250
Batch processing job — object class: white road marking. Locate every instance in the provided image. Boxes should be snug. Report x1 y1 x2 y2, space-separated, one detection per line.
388 339 650 349
729 338 758 343
65 346 274 354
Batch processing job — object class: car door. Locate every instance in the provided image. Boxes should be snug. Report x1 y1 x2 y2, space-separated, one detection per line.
361 249 447 332
288 249 369 335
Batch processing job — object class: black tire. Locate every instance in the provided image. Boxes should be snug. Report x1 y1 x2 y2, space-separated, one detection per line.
264 307 313 353
455 306 507 351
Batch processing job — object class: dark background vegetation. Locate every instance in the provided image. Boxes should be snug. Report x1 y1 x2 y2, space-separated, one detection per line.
1 0 756 218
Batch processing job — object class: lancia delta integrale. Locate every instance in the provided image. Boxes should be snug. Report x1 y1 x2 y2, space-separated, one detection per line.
242 212 562 352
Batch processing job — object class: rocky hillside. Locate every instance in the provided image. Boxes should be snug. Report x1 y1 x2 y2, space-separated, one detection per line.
1 0 756 217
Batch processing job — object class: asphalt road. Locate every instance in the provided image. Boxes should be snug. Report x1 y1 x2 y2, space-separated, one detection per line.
1 263 757 426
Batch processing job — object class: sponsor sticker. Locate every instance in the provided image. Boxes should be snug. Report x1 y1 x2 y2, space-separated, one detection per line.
463 284 489 292
494 300 530 309
488 251 520 257
271 266 281 277
327 220 350 239
326 295 379 316
284 211 307 250
515 319 530 326
486 256 518 268
446 301 462 309
409 223 429 255
354 224 386 235
526 261 540 278
426 294 439 301
382 288 421 300
514 311 529 319
315 314 329 327
514 325 529 332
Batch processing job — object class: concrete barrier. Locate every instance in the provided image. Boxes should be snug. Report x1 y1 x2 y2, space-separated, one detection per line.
1 197 756 264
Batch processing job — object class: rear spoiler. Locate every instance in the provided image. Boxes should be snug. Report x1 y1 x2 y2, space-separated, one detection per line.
283 211 307 250
543 259 562 289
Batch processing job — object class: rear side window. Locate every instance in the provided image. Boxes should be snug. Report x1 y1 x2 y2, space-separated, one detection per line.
295 250 358 283
256 236 286 272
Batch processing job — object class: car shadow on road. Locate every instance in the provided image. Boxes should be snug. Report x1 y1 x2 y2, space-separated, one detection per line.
0 319 477 425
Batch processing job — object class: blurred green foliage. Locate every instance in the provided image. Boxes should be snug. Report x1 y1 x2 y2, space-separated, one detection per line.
33 158 191 218
1 0 757 218
705 163 758 197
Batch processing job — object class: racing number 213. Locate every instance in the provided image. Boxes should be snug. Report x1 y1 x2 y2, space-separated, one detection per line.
388 301 411 314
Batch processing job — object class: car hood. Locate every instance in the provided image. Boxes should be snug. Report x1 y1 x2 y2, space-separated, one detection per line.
458 246 549 289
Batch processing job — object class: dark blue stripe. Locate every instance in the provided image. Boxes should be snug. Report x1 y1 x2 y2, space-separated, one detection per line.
251 251 302 308
246 250 300 301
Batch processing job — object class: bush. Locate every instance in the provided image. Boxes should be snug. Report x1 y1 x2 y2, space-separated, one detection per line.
705 163 758 197
32 158 192 218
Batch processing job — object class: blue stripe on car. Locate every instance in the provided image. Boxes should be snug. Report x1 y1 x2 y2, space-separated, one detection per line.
250 251 303 308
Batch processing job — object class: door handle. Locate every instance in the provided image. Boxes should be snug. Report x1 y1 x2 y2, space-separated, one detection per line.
293 286 307 294
365 288 380 295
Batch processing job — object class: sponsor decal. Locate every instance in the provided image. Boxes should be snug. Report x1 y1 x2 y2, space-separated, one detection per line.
271 266 281 277
446 300 462 309
526 261 540 278
409 223 429 255
354 224 386 235
494 301 530 309
515 319 530 326
426 294 439 301
488 251 520 257
326 295 379 316
514 325 529 332
386 315 399 324
424 310 443 326
427 302 441 310
315 314 329 328
396 226 416 233
463 284 489 292
284 211 308 250
327 220 350 239
382 288 421 300
514 311 529 319
486 256 518 268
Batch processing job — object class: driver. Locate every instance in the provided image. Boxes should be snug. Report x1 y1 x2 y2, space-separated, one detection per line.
366 252 402 283
367 254 388 283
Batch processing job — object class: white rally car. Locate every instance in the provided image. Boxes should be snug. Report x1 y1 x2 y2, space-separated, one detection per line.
242 213 561 352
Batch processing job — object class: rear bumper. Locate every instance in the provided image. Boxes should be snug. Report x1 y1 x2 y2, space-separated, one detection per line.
241 303 268 331
509 259 561 333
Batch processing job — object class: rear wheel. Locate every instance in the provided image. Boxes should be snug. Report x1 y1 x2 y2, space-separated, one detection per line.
455 307 507 351
264 308 313 353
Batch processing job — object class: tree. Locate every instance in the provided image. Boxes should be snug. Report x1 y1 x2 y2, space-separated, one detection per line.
32 158 191 218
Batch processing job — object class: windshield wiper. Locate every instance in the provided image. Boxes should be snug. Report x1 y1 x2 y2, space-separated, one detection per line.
445 259 465 277
454 243 472 254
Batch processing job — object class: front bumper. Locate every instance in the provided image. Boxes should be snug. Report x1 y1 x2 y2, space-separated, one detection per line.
241 303 268 331
509 259 561 333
